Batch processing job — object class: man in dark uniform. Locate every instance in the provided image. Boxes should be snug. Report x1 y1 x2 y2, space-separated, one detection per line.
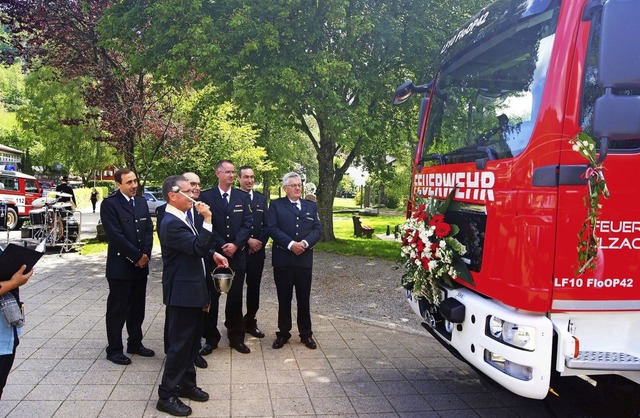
237 165 269 339
267 172 322 350
100 168 154 365
199 160 253 354
156 175 227 417
55 176 77 206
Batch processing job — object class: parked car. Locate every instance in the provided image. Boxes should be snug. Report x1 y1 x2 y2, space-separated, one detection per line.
39 181 56 197
340 190 356 198
144 191 166 215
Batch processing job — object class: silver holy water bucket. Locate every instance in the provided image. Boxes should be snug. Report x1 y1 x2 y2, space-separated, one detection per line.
212 266 234 294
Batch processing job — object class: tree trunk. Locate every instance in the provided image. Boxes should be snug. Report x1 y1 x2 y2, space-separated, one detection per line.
316 135 336 242
263 171 271 203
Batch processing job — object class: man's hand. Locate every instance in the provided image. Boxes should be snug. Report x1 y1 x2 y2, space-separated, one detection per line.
290 241 306 256
221 243 238 257
247 237 263 254
194 201 212 223
135 254 150 268
213 252 229 268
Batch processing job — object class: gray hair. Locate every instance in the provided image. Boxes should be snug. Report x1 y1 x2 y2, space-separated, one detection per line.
282 172 301 186
162 175 187 201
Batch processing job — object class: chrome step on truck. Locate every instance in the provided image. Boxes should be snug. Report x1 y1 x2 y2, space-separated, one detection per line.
567 351 640 371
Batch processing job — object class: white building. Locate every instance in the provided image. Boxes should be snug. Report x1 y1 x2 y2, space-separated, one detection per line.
0 144 22 171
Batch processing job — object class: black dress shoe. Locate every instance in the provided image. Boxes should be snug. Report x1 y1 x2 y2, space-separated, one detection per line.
178 386 209 402
301 336 317 350
127 345 155 357
272 336 289 349
247 327 265 338
199 342 218 356
106 353 131 365
194 354 208 369
157 396 192 416
230 342 251 354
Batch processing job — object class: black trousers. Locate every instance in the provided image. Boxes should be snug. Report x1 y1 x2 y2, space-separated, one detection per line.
202 269 246 345
273 266 313 339
159 306 202 399
0 327 18 399
105 278 147 356
243 255 265 328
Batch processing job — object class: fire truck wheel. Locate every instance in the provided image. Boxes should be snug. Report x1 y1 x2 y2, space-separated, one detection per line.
5 207 22 230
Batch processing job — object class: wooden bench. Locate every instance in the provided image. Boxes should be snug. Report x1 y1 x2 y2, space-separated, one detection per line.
352 215 375 238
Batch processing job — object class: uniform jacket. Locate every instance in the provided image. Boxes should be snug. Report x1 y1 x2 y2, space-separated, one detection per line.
199 187 252 271
100 192 154 280
159 209 213 308
247 190 269 260
267 197 322 268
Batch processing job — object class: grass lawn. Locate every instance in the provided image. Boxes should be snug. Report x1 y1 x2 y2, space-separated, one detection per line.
81 199 406 263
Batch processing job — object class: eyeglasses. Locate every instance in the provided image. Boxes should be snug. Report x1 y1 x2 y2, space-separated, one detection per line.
219 170 235 175
285 183 302 189
190 182 201 188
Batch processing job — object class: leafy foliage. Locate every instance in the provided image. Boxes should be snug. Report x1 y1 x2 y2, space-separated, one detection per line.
1 0 183 176
98 0 486 240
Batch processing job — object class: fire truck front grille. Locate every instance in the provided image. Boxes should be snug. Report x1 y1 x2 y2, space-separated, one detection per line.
566 351 640 371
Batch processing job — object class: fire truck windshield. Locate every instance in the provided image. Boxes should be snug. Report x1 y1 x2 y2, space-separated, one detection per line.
422 0 561 165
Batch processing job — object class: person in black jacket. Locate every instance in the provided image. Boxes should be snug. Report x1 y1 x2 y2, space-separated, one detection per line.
199 160 253 354
267 172 322 350
156 174 227 416
55 176 76 207
100 168 154 365
237 166 269 339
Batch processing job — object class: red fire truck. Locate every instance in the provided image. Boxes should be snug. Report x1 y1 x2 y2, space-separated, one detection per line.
393 0 640 399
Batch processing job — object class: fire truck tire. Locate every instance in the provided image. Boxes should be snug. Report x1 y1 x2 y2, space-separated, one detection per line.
5 207 21 230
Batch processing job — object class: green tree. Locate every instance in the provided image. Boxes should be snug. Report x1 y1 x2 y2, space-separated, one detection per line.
2 0 184 181
100 0 487 239
144 86 273 187
17 66 115 180
0 61 25 111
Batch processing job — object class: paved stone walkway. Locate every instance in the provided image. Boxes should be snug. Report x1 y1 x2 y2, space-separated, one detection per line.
0 249 553 417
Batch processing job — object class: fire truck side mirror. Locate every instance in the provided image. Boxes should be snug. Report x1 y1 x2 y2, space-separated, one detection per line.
393 80 416 105
592 0 640 143
598 0 640 90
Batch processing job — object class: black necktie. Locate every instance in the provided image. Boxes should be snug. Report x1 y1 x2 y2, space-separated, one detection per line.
222 192 229 210
129 198 135 210
293 201 300 214
186 210 197 234
186 209 194 225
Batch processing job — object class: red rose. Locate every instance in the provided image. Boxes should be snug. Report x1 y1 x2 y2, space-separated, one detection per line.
435 222 451 238
421 257 430 270
416 239 425 253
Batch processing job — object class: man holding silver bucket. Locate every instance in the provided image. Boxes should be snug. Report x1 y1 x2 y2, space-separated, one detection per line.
156 175 228 417
199 160 253 354
267 172 322 350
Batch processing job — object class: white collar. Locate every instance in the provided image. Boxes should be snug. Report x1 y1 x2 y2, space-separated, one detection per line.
165 204 191 226
120 191 134 202
218 187 231 197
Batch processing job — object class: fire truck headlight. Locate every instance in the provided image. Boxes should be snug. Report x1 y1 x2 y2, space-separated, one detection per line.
484 350 533 381
486 316 536 351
